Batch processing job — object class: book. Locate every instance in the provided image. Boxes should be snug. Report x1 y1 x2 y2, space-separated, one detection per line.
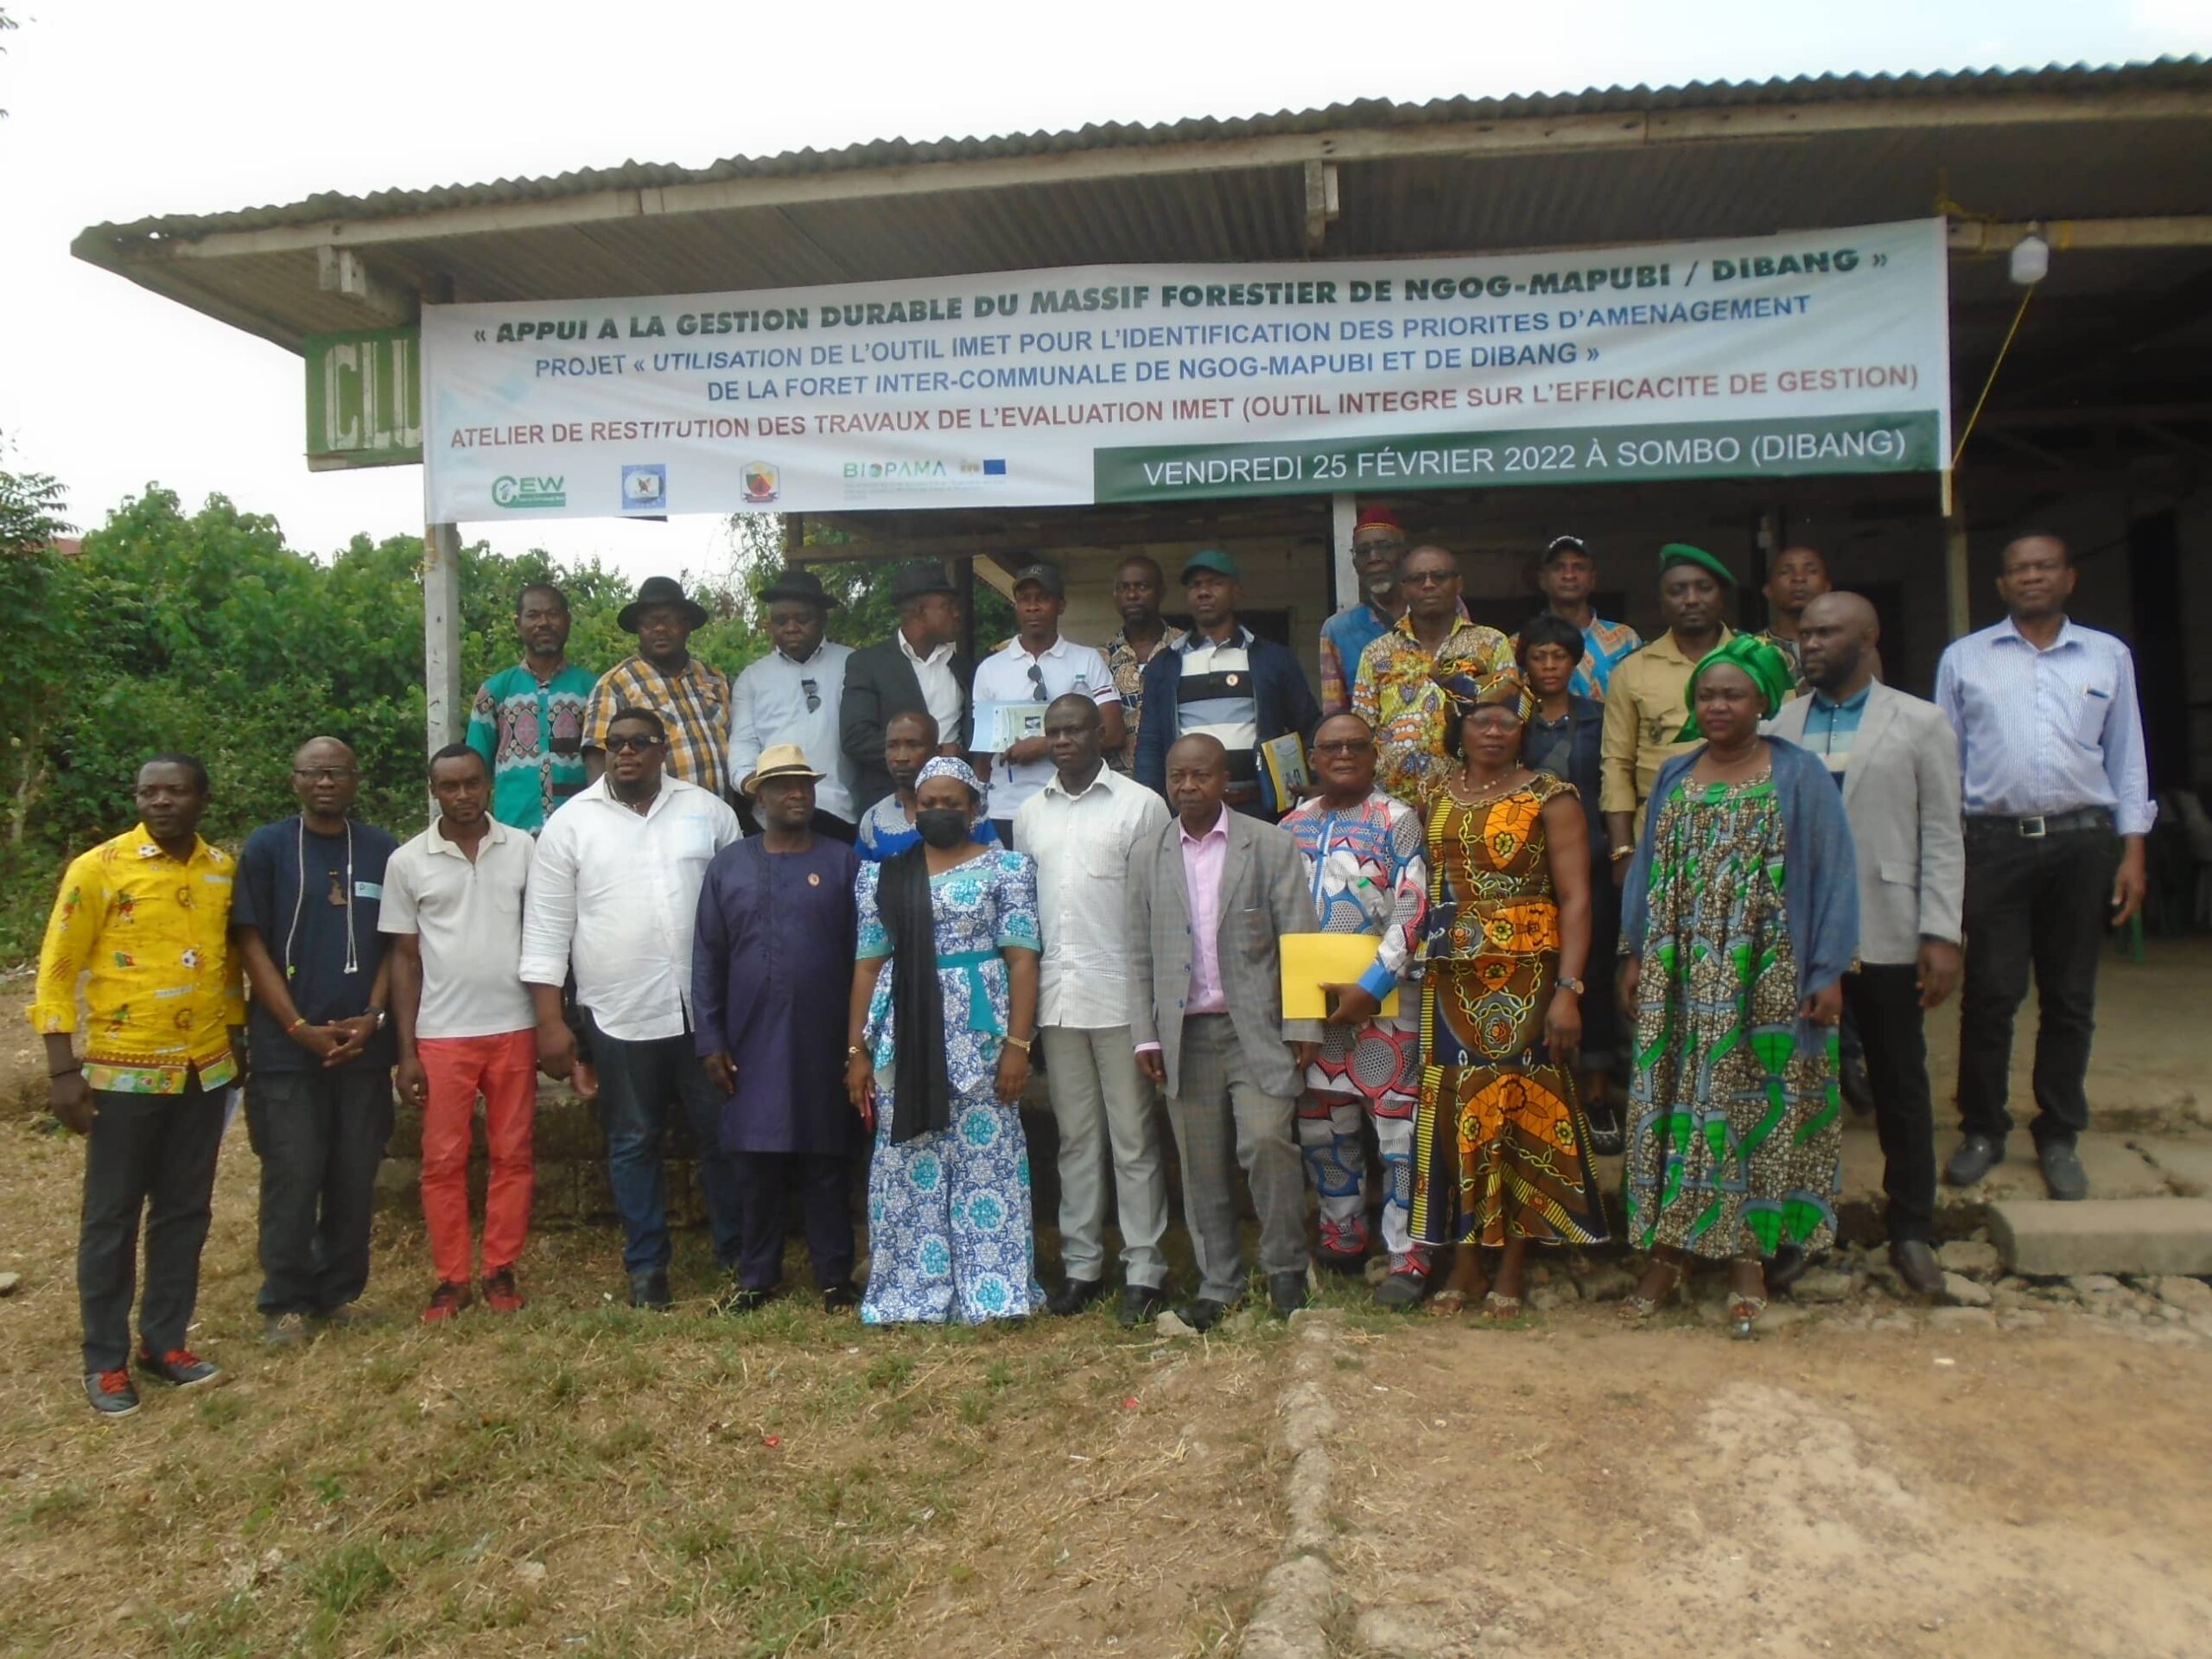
1280 933 1401 1020
1259 732 1311 802
971 700 1049 750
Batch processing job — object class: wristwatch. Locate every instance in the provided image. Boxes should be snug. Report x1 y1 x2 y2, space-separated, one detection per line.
1555 976 1586 995
365 1006 388 1031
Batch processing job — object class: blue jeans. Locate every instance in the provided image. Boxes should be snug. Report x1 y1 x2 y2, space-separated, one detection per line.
586 1014 743 1274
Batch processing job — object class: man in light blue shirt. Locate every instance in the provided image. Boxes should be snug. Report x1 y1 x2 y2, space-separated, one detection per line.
730 568 858 841
1934 533 2152 1201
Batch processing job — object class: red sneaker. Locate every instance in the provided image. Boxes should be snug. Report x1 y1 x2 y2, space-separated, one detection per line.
421 1281 473 1324
136 1347 223 1388
481 1268 526 1314
85 1368 141 1418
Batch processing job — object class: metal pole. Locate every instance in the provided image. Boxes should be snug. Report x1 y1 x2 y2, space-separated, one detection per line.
423 522 464 749
1330 493 1358 613
1943 480 1971 640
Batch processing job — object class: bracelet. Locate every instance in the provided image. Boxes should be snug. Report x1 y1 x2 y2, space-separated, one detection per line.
1609 846 1635 862
1003 1034 1033 1052
288 1015 311 1032
847 1044 867 1058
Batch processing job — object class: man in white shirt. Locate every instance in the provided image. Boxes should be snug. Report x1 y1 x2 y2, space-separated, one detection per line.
1015 694 1170 1326
972 564 1124 848
383 744 542 1325
730 567 859 842
520 707 744 1308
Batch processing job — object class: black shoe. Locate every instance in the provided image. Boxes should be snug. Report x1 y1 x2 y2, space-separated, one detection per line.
261 1311 309 1350
2038 1139 2088 1202
1268 1271 1309 1319
1045 1276 1109 1317
1315 1246 1367 1277
1118 1283 1168 1327
1583 1101 1624 1158
628 1269 671 1310
136 1347 223 1389
1764 1245 1812 1293
822 1281 860 1313
1888 1239 1945 1298
1174 1297 1232 1332
85 1369 141 1419
1942 1134 2005 1187
1840 1052 1875 1117
718 1285 772 1315
1372 1267 1427 1310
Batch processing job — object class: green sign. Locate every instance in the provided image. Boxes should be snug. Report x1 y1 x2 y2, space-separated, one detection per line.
1092 412 1942 503
306 327 423 470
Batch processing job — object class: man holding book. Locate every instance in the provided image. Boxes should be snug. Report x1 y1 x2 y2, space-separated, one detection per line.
969 563 1122 849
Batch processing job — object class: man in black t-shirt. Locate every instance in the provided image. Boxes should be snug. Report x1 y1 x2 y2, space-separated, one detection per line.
232 736 400 1345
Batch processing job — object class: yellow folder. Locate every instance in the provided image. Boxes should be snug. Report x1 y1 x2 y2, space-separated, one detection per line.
1279 933 1400 1020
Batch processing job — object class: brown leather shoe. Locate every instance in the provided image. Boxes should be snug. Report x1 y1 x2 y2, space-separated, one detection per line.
1888 1239 1945 1298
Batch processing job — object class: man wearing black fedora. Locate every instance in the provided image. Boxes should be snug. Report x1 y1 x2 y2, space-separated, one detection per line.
583 575 734 802
731 567 859 842
839 561 976 816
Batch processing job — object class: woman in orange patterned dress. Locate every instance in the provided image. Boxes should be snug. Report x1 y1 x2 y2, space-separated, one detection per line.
1408 667 1605 1316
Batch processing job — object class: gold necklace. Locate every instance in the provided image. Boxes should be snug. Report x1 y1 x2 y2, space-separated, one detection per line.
1449 765 1527 805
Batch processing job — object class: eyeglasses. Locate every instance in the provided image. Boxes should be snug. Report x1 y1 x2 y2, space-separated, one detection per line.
1402 569 1457 588
1311 739 1373 756
800 677 821 714
603 734 664 753
292 766 358 782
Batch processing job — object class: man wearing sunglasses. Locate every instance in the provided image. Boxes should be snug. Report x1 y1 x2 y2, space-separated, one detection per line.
730 567 858 842
1351 545 1514 809
969 563 1122 848
521 707 746 1308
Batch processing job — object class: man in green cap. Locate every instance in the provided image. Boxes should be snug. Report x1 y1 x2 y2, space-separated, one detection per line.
1600 543 1736 876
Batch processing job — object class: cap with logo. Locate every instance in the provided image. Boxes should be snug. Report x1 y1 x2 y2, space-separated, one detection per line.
1010 563 1065 598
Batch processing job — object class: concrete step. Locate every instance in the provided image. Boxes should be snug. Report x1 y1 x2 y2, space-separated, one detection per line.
1987 1198 2212 1276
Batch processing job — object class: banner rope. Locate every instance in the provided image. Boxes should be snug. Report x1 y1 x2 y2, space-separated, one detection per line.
1950 284 2034 470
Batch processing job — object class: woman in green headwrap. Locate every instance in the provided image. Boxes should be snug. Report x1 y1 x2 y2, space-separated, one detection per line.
1614 635 1859 1337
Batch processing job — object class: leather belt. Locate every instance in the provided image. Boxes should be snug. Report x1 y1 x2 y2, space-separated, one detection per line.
1965 807 2113 839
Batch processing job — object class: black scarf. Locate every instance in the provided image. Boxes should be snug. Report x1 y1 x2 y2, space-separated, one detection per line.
878 844 952 1144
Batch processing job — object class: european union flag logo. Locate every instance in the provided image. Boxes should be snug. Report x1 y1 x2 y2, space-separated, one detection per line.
982 458 1007 476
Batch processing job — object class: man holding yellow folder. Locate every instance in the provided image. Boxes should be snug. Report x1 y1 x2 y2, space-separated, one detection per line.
1280 713 1432 1306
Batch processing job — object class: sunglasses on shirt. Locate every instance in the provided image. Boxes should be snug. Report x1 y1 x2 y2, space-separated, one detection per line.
801 677 821 714
1027 664 1047 696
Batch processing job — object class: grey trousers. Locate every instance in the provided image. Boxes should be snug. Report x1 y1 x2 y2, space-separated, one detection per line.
1165 1014 1306 1304
1042 1024 1170 1290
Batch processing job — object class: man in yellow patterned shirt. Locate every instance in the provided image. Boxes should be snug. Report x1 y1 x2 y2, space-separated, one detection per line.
33 754 245 1417
1351 544 1514 810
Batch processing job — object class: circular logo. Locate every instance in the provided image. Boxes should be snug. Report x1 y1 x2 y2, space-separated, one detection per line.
492 475 521 507
807 873 822 887
1225 673 1241 687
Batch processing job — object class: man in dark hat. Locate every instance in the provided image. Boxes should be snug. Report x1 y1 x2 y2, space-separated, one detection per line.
839 561 976 815
1133 550 1319 820
731 567 858 842
583 575 734 800
1524 535 1641 700
969 562 1122 848
1600 543 1737 869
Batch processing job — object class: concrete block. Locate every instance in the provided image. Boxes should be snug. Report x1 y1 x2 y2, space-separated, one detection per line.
1939 1134 2169 1200
1988 1198 2212 1277
2133 1138 2212 1198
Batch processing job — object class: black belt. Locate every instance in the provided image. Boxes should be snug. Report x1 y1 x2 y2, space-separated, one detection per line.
1965 807 2113 839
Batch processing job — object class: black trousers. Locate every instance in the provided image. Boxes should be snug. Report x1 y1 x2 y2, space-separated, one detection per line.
1957 822 2120 1146
729 1152 855 1291
1843 963 1936 1243
79 1078 228 1372
245 1068 394 1316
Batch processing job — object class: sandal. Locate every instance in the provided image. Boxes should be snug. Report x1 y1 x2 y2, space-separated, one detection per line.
1427 1287 1472 1316
1480 1291 1523 1320
1728 1259 1768 1340
1620 1261 1683 1322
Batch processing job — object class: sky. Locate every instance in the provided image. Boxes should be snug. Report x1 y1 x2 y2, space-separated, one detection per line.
3 0 2207 584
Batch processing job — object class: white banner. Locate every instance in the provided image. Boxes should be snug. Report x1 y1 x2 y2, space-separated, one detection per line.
422 218 1949 523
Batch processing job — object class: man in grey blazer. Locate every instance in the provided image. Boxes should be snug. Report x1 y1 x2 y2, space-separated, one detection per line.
1775 593 1964 1296
1129 735 1324 1328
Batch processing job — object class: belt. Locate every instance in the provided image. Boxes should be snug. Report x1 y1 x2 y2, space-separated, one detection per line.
936 947 1004 1035
1965 807 2113 839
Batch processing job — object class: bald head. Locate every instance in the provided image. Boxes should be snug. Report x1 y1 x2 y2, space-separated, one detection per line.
289 734 360 823
1796 590 1879 698
1165 734 1230 830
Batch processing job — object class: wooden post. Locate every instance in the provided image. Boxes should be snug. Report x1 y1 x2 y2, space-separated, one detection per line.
423 521 463 749
1942 476 1971 639
1330 493 1358 613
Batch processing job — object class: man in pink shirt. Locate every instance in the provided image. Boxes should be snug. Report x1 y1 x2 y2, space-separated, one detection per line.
1129 735 1324 1330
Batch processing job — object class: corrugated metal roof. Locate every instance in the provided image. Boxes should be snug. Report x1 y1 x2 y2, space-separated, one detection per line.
77 57 2209 243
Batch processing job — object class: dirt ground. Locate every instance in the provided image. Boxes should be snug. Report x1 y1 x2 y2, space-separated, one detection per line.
1328 1314 2212 1659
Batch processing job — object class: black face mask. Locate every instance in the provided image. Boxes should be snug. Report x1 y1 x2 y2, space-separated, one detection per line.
915 808 969 850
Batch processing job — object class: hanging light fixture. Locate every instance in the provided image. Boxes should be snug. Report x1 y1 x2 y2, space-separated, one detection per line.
2009 225 2050 287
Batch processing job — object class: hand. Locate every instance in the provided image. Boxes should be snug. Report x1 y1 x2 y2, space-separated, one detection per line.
289 1020 342 1063
1799 981 1844 1028
396 1054 428 1109
535 1020 576 1082
1135 1047 1166 1086
1004 737 1052 766
1320 982 1381 1029
2112 846 2148 928
704 1051 737 1096
1617 957 1640 1021
48 1071 95 1135
995 1042 1031 1104
1544 988 1583 1057
228 1026 251 1089
1916 939 1963 1009
321 1014 378 1067
572 1059 600 1102
1289 1039 1320 1071
845 1052 876 1114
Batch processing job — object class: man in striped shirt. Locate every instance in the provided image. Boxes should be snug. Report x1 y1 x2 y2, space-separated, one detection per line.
583 575 733 801
1133 550 1319 819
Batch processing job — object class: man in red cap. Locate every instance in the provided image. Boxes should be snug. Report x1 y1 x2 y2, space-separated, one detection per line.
1319 506 1411 715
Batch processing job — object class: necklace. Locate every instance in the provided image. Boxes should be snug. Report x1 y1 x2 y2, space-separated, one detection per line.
1448 765 1528 805
283 817 359 981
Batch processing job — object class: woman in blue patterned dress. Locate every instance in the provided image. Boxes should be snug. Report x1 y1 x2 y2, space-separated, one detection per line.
844 758 1046 1325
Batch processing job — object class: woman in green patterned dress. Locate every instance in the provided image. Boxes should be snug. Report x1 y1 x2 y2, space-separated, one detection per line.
1615 636 1859 1336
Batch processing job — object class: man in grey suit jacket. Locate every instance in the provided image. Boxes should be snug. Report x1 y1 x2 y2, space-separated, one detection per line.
1129 735 1324 1329
1775 593 1964 1296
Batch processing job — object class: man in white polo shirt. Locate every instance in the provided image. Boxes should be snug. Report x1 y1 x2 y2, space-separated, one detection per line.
383 744 542 1325
1016 693 1171 1326
969 563 1122 849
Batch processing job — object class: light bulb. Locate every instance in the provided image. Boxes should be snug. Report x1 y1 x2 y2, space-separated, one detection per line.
2009 232 2050 287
